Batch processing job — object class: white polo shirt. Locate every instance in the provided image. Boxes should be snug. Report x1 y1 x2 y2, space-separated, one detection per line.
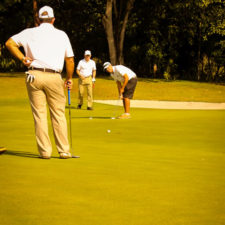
111 65 136 82
11 23 74 72
77 59 96 77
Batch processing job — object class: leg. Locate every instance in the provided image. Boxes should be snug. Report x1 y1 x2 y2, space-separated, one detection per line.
87 78 93 108
78 78 84 106
122 98 125 112
44 73 70 154
123 98 130 114
26 72 52 157
123 78 137 114
118 78 137 119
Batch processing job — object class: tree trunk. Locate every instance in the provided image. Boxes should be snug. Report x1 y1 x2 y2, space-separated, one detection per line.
117 0 135 64
33 0 39 27
197 27 201 81
103 0 135 65
102 0 117 65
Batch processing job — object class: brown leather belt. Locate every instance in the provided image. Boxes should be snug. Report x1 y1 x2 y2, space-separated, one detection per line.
31 68 59 73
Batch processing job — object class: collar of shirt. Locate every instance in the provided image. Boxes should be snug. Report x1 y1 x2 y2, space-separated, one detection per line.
39 23 54 29
83 59 91 63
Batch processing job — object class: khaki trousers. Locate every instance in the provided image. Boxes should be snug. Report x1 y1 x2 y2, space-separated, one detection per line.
78 76 93 107
26 70 70 157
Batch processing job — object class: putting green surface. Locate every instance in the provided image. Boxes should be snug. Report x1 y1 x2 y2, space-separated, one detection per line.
0 76 225 225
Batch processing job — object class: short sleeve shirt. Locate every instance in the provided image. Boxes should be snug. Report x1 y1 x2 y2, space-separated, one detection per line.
111 65 136 82
77 59 96 77
11 23 74 72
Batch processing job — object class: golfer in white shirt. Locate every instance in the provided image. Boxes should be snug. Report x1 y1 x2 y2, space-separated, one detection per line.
76 50 96 110
103 62 137 119
5 6 74 159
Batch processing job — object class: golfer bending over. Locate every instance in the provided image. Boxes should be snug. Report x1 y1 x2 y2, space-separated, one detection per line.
103 62 137 119
5 6 74 159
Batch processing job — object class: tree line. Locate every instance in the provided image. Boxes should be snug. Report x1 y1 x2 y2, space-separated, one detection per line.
0 0 225 82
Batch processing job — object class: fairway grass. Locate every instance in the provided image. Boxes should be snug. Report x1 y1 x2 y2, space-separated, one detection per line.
0 75 225 225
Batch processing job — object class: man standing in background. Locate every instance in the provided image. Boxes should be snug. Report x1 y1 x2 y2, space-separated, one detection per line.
76 50 96 110
5 6 74 159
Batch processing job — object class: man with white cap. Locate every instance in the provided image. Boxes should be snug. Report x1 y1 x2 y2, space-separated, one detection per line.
5 6 74 159
76 50 96 110
103 62 137 119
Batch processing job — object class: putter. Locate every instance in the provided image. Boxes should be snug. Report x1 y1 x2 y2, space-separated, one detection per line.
67 88 80 158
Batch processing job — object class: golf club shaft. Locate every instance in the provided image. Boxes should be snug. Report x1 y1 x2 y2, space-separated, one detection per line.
113 97 120 118
67 88 80 158
68 89 72 149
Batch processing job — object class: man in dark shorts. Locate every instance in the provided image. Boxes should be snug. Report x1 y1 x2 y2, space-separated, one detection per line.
103 62 137 119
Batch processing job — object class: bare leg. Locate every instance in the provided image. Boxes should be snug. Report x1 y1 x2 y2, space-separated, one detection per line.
123 98 130 114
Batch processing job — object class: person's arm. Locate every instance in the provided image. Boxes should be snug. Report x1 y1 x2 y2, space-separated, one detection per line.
116 81 122 98
5 38 32 67
120 74 129 95
92 70 96 80
76 69 85 80
65 57 74 89
92 61 97 83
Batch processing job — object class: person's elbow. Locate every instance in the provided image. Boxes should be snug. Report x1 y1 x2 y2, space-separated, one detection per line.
65 57 75 69
124 74 129 81
5 38 12 50
66 57 74 64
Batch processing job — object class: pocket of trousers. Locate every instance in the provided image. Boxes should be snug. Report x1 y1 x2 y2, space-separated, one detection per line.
82 76 92 85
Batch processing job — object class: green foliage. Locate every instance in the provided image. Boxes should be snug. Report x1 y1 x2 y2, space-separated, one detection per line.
0 0 225 82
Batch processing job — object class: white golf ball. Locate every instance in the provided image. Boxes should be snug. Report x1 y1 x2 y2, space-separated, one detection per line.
111 117 115 120
107 129 111 133
89 117 93 120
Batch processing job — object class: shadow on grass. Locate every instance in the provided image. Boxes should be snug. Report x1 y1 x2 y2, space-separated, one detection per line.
65 106 77 109
72 116 114 119
1 150 58 159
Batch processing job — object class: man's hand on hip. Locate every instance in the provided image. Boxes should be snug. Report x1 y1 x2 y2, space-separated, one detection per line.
5 38 33 67
22 56 33 67
65 79 73 90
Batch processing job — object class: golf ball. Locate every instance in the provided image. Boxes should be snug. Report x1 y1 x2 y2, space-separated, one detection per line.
107 129 111 133
111 117 115 120
89 117 93 120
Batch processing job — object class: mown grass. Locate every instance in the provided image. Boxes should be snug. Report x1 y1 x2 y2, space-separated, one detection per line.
0 74 225 225
1 73 225 102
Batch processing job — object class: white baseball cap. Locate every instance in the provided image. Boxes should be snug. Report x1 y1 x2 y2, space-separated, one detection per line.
39 6 54 19
103 62 111 70
84 50 91 56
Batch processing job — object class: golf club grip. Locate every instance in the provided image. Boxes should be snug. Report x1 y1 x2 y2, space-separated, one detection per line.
68 89 71 105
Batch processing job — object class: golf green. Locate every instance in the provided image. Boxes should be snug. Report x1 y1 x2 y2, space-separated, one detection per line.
0 77 225 225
